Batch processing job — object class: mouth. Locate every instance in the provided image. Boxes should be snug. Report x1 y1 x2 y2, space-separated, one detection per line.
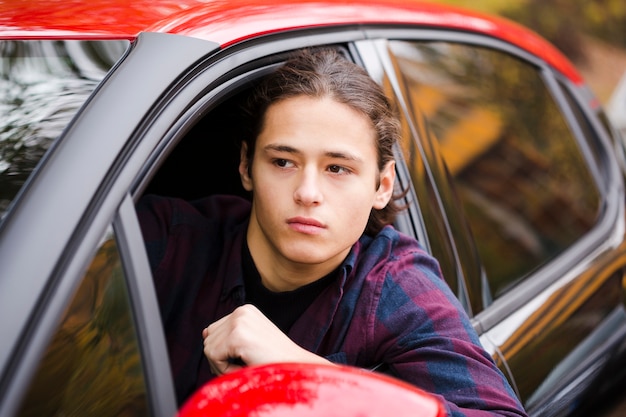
287 217 326 235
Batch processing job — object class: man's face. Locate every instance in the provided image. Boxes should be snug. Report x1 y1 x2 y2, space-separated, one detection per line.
240 95 395 289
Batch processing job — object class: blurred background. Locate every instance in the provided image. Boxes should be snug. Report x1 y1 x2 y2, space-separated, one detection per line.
431 0 626 133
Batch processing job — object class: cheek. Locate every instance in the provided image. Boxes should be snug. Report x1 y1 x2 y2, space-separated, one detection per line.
335 192 374 226
252 183 286 217
249 165 282 198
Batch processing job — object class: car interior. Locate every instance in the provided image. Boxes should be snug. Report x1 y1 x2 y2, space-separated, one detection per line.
142 87 254 202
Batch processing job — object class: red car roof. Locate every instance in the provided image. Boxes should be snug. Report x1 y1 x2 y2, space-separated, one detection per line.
0 0 582 84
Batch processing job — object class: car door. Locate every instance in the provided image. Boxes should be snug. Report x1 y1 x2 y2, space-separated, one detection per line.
356 30 626 416
0 32 221 416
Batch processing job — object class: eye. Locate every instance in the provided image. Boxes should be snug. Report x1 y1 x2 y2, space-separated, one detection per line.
328 165 350 174
273 158 294 168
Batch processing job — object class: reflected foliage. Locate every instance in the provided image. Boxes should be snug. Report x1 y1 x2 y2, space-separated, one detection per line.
0 40 126 221
17 232 148 417
390 41 600 301
439 0 626 64
502 0 626 63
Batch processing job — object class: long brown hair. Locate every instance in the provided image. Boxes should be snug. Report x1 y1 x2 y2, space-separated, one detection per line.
243 48 403 236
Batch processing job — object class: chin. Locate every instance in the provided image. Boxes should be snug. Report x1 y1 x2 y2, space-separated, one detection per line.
282 245 348 267
286 252 328 265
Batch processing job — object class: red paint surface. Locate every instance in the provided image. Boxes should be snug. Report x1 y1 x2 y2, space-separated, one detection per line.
0 0 582 84
178 363 446 417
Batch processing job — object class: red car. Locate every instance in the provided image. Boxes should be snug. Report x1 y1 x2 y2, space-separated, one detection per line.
1 1 625 416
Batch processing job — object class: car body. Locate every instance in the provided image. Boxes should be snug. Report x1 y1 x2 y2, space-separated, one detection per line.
1 0 626 416
178 363 446 417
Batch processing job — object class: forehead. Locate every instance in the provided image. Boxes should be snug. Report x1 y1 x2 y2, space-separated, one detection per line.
258 96 377 152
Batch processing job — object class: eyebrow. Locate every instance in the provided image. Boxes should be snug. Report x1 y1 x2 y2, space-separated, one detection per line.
263 144 363 162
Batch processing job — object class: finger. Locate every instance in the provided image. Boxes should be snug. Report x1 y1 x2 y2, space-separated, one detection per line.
209 356 245 376
209 361 221 376
204 319 245 375
205 312 231 334
223 362 243 374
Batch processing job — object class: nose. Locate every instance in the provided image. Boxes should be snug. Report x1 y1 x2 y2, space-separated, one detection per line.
293 168 323 206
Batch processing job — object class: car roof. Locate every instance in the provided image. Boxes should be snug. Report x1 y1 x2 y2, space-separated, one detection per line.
0 0 581 84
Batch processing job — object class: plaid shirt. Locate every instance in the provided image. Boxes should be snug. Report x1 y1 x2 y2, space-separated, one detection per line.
137 194 527 417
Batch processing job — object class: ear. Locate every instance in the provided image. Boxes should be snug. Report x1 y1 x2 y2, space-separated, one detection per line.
373 160 395 210
239 142 253 192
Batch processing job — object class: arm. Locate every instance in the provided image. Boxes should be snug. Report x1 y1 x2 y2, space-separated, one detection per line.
374 250 528 417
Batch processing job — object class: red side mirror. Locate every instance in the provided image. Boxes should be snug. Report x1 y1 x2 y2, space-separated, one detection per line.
178 363 445 417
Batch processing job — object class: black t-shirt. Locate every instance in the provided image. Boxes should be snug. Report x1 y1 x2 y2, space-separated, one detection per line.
242 241 337 333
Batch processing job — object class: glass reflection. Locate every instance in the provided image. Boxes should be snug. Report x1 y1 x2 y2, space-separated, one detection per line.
0 40 127 223
389 41 601 300
17 228 148 417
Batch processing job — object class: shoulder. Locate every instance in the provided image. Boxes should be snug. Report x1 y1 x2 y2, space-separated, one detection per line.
356 226 442 279
355 225 462 311
136 194 250 265
359 225 424 253
137 194 250 277
137 194 251 231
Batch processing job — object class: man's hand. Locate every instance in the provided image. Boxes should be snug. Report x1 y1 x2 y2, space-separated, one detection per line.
202 304 332 375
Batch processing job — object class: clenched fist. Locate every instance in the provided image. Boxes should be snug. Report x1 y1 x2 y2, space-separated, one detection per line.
202 304 332 375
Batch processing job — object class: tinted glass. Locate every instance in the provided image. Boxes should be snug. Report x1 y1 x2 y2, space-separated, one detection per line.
0 40 127 223
382 73 463 305
17 228 149 416
389 41 601 300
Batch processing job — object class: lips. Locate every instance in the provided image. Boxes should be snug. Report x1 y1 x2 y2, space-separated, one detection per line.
287 216 326 235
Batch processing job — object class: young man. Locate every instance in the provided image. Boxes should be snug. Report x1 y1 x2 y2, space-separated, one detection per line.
137 48 528 417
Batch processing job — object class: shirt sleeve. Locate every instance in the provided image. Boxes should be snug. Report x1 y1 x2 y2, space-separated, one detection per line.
373 248 528 417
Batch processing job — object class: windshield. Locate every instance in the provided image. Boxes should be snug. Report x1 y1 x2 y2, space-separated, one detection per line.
0 39 128 224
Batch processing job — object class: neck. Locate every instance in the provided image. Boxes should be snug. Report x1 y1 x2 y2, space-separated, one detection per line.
246 231 343 293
